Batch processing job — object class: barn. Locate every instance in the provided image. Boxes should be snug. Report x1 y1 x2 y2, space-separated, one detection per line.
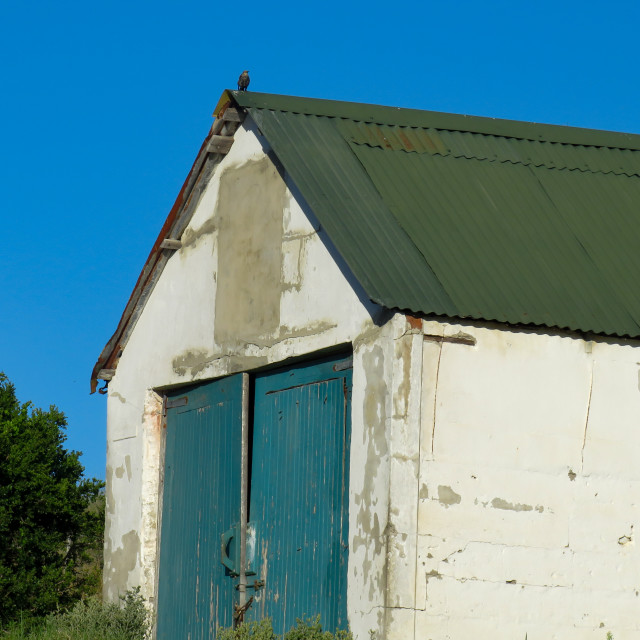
93 90 640 639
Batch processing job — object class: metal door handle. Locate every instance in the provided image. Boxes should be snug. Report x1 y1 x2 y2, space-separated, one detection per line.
221 526 238 575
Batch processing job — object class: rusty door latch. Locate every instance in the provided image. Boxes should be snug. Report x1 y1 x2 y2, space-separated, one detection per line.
233 596 254 625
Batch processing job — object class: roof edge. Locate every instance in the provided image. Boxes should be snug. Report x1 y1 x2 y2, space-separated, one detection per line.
231 90 640 151
90 95 243 393
90 128 214 393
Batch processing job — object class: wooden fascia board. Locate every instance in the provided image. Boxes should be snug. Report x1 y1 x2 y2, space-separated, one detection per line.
90 97 241 393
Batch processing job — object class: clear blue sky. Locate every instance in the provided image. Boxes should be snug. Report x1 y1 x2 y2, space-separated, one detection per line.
1 0 639 480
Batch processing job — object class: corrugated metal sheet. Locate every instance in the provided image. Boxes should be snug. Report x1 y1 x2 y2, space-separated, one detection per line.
356 147 640 335
233 91 640 338
230 91 640 150
341 121 640 177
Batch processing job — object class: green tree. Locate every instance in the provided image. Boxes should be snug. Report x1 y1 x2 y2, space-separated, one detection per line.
0 373 104 624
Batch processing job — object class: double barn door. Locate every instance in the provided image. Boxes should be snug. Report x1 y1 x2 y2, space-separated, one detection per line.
156 356 352 638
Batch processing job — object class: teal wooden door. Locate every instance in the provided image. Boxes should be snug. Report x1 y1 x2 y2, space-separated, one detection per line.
156 356 352 637
249 356 352 633
156 375 243 639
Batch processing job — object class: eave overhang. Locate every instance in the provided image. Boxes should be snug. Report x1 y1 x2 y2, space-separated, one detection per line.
90 97 244 393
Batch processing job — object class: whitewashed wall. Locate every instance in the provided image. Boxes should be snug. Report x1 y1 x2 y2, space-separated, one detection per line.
381 318 640 640
102 120 394 635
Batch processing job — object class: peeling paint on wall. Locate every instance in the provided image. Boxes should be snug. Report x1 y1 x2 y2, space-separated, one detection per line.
352 344 389 608
180 217 217 251
281 233 316 293
490 497 543 513
172 349 211 377
438 485 461 507
140 390 163 608
214 157 286 347
105 465 116 515
220 321 339 351
114 460 132 481
393 337 412 420
104 530 141 597
172 348 272 379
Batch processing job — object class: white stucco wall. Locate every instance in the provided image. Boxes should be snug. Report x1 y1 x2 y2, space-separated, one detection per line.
381 318 640 640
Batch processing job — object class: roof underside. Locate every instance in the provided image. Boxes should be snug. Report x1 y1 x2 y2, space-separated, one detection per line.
230 91 640 339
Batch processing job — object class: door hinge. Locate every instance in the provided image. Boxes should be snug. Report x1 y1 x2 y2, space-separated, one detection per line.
333 356 353 372
166 396 188 409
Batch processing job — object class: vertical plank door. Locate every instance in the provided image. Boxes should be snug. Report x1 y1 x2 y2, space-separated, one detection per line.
156 375 242 639
250 356 352 634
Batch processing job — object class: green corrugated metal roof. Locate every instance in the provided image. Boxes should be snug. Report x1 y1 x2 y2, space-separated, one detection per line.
229 91 640 338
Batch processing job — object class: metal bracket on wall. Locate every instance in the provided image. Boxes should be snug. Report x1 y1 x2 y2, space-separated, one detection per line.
235 579 264 591
333 356 353 372
163 395 188 417
166 396 188 409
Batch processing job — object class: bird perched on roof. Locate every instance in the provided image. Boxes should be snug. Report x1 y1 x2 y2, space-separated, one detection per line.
237 70 250 92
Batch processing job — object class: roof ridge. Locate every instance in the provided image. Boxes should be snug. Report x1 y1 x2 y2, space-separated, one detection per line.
226 90 640 152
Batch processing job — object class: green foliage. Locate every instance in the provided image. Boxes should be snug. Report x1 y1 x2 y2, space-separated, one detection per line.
284 616 352 640
217 618 276 640
0 373 105 624
217 616 352 640
1 588 149 639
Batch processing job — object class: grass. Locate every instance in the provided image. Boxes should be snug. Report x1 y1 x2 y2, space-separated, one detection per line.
1 589 149 640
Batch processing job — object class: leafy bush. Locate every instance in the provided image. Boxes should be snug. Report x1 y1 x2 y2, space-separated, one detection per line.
0 373 105 623
217 618 276 640
0 588 149 640
218 616 352 640
284 616 352 640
